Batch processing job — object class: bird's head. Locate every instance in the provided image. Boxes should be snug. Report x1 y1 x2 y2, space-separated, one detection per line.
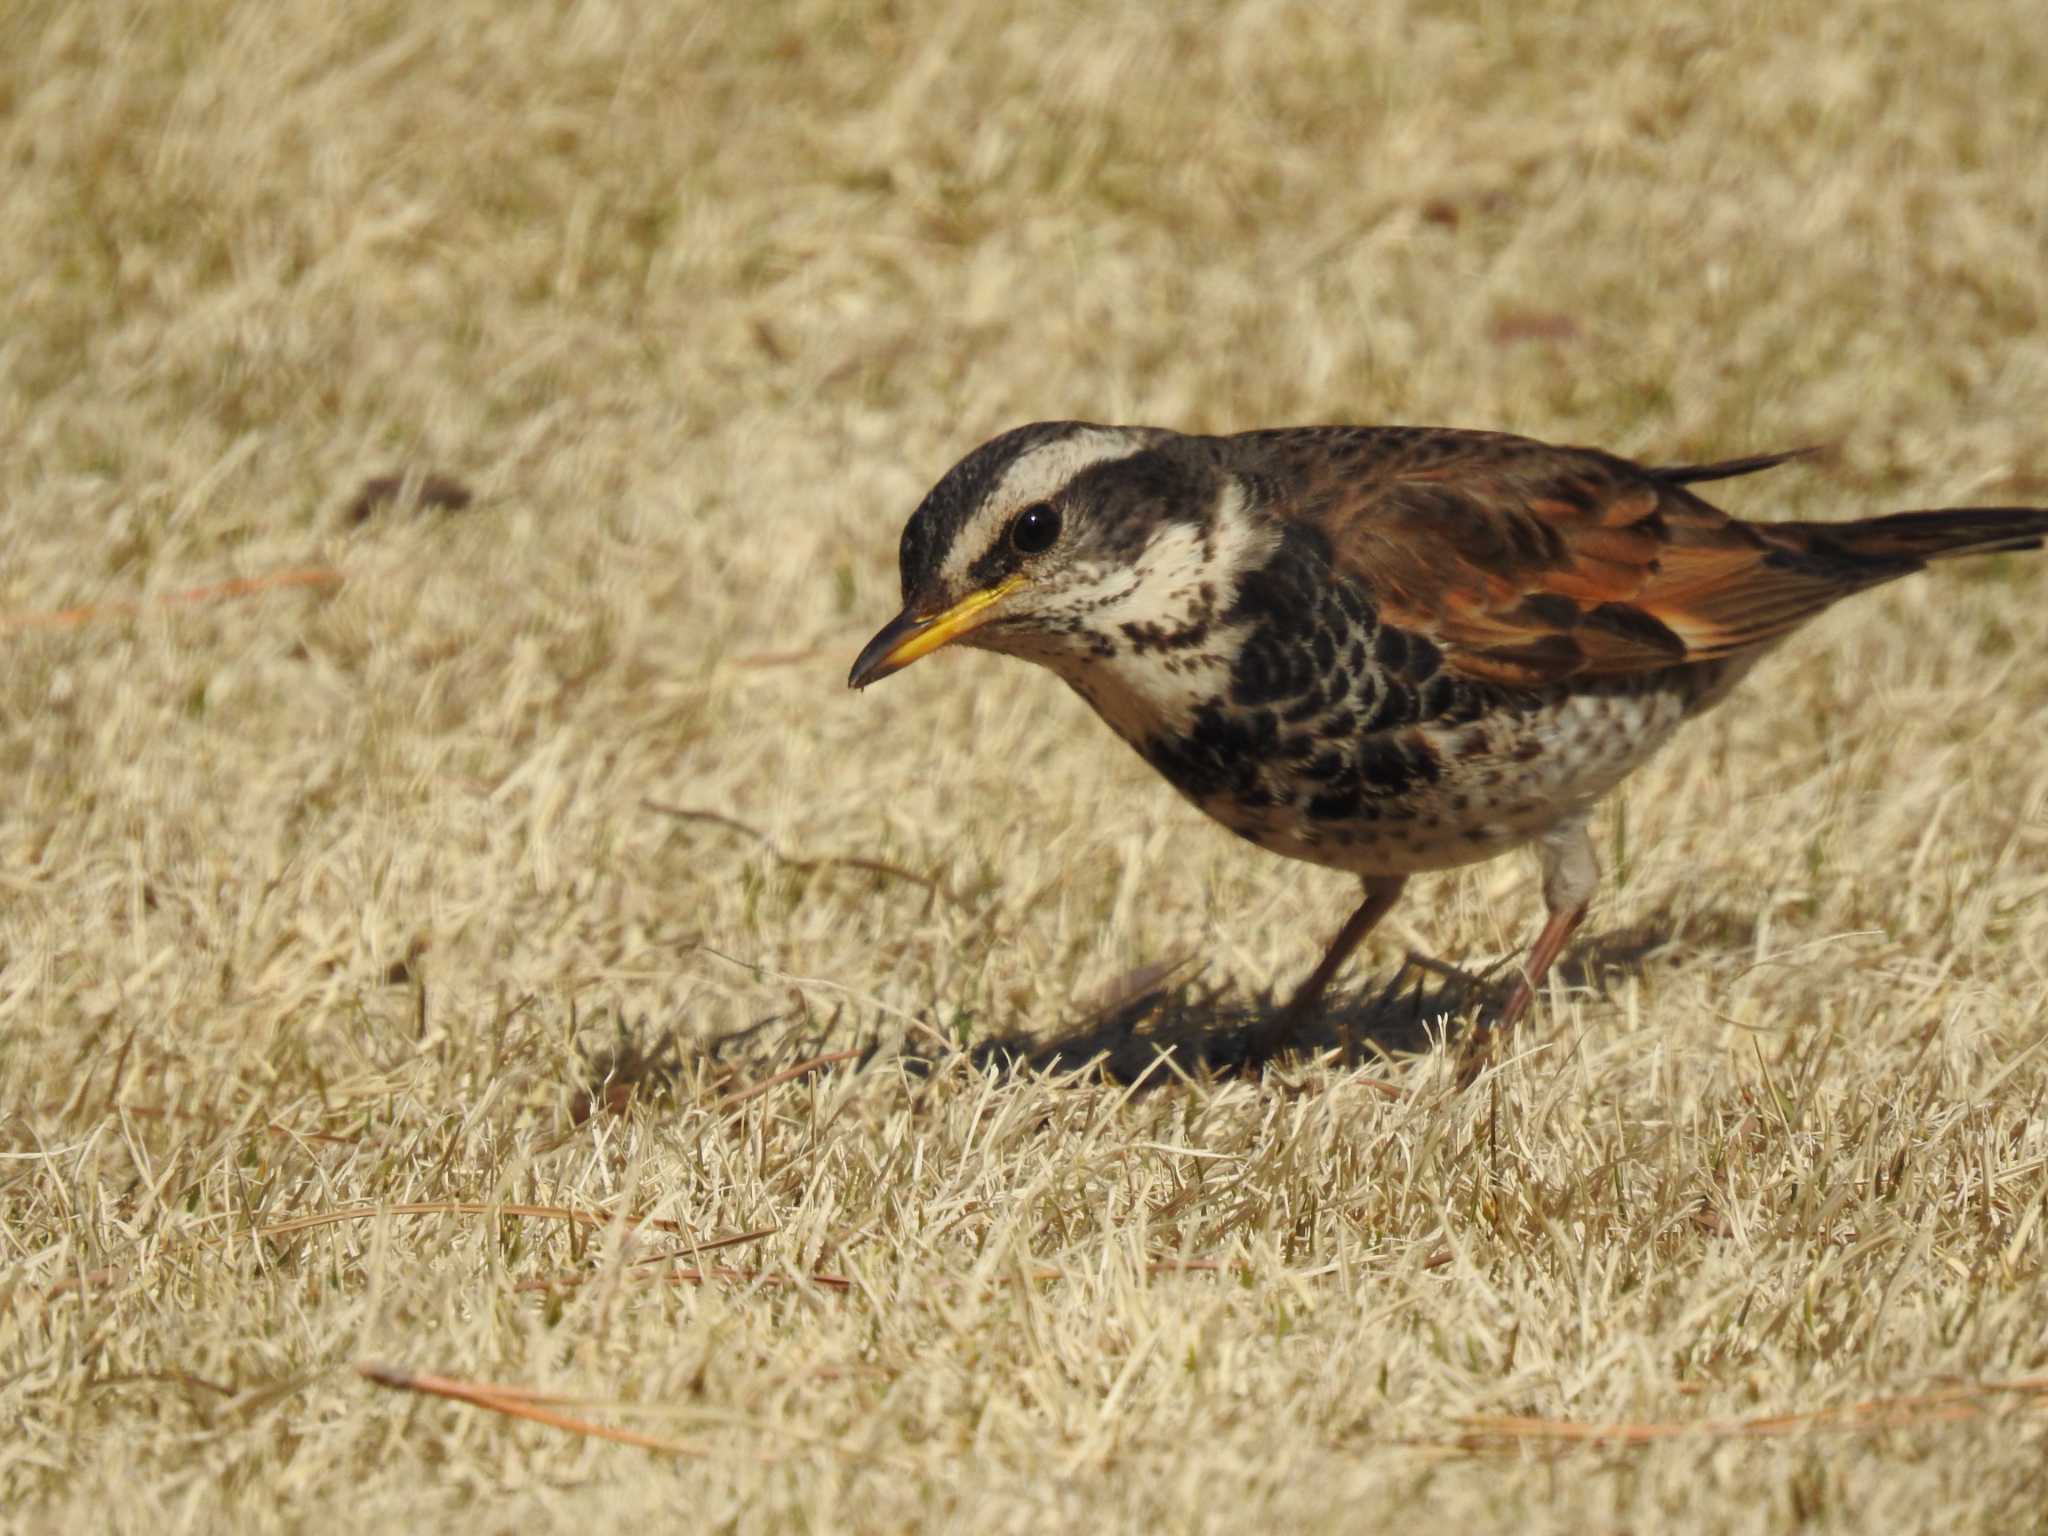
848 422 1233 689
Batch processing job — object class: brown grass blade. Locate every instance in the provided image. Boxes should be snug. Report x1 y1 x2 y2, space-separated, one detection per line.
516 1263 855 1295
2 568 344 632
356 1362 716 1457
712 1049 864 1112
1455 1374 2048 1450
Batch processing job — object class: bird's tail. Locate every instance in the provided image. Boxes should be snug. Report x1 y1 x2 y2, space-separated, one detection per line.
1813 506 2048 565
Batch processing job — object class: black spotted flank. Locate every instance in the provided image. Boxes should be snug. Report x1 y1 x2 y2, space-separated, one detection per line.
1230 628 1320 707
1359 734 1441 794
1361 684 1420 734
1226 527 1344 709
1143 703 1280 800
1306 787 1361 821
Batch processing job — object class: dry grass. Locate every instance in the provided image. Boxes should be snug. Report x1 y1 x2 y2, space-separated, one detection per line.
4 0 2048 1528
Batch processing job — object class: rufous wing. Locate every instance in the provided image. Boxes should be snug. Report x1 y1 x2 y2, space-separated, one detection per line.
1292 437 1911 687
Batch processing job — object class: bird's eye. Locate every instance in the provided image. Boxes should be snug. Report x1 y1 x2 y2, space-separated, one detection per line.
1009 502 1061 555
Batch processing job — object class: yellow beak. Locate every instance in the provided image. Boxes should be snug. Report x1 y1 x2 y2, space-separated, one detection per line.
847 577 1023 689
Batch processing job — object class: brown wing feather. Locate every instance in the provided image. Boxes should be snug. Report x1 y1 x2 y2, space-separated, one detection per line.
1255 429 1889 688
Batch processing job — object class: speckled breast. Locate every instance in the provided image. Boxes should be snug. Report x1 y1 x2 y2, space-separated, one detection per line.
1128 529 1742 877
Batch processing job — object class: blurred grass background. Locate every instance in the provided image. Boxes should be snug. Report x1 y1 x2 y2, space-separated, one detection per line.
3 1 2046 1529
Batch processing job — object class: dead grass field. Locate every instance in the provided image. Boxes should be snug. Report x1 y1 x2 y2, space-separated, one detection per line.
4 0 2048 1528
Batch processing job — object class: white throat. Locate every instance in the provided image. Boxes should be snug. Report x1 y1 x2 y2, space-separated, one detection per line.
1033 480 1277 746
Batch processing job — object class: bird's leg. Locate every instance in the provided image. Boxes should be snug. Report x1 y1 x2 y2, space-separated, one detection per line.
1493 815 1598 1032
1251 874 1408 1060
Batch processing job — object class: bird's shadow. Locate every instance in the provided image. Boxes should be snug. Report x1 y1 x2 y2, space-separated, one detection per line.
952 905 1742 1087
962 957 1487 1083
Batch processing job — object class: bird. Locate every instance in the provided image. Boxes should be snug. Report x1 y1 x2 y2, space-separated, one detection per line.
848 421 2048 1061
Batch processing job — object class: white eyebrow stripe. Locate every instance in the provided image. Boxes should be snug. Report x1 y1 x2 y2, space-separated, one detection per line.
989 428 1152 514
935 427 1153 589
